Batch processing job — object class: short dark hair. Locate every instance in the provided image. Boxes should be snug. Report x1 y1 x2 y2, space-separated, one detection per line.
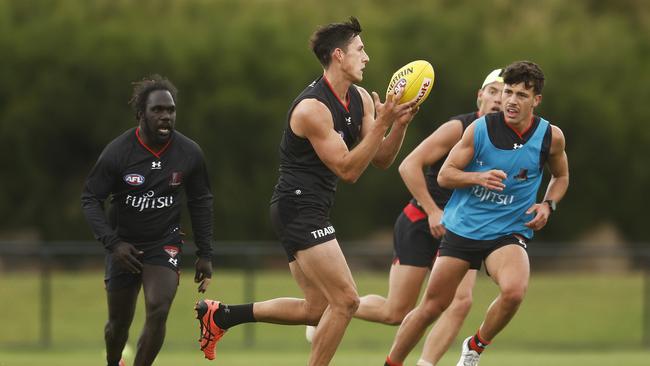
502 61 545 95
128 74 178 120
309 17 362 68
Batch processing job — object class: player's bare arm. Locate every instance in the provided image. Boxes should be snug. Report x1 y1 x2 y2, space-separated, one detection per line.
290 98 387 183
356 86 418 169
525 125 569 230
438 122 507 190
399 119 463 238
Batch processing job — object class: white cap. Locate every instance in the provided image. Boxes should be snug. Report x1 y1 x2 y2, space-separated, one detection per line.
481 68 504 89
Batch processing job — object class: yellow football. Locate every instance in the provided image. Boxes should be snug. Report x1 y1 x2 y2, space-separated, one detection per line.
386 60 435 106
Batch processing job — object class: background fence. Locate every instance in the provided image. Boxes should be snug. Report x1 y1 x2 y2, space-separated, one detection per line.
1 240 649 351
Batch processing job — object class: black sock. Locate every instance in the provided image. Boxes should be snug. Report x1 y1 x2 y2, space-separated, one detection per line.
213 303 256 329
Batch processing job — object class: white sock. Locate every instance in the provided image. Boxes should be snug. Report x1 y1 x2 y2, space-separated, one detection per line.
416 359 434 366
305 325 316 343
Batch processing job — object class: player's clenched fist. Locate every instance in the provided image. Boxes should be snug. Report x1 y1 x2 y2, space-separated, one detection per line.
476 169 507 191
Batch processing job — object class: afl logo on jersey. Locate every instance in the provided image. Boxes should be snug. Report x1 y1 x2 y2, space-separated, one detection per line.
124 174 145 186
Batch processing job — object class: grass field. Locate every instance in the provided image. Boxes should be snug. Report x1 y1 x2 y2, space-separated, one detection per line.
2 348 650 366
1 269 648 365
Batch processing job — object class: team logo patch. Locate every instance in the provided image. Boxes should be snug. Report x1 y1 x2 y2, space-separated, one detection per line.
514 168 528 182
164 245 179 258
124 174 145 186
169 172 183 187
164 245 179 267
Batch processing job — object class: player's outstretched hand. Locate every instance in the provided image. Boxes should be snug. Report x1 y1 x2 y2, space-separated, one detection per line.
524 202 551 230
476 170 507 191
395 104 419 127
372 89 416 129
112 241 143 274
194 257 213 293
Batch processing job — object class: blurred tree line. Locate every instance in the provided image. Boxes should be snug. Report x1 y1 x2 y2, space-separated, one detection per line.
0 0 648 245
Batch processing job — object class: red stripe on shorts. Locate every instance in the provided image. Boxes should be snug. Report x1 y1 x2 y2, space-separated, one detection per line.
403 202 427 222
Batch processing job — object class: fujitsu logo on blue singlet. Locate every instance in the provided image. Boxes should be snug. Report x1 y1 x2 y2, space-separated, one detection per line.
470 185 515 205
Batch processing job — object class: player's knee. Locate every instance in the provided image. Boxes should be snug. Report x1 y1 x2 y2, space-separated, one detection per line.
344 293 361 315
106 313 132 330
448 292 473 318
424 290 454 311
105 319 129 339
500 284 527 308
305 314 322 326
383 304 412 325
331 290 360 317
383 312 407 325
303 304 326 326
146 301 172 323
420 298 449 322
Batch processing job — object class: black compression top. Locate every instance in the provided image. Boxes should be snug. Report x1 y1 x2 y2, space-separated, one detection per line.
413 112 477 209
81 127 213 258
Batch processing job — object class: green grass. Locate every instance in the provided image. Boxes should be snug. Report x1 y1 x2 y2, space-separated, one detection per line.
0 269 648 365
2 348 650 366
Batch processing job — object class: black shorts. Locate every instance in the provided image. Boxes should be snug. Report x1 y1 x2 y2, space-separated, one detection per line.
439 229 528 270
104 242 183 291
393 202 439 268
270 197 336 262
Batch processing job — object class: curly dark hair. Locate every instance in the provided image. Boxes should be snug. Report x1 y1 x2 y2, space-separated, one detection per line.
502 61 545 95
128 74 178 120
310 16 362 68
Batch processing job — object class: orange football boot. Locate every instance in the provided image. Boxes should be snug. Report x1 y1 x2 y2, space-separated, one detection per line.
195 299 227 360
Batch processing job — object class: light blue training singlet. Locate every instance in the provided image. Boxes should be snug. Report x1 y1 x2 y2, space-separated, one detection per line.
441 116 550 240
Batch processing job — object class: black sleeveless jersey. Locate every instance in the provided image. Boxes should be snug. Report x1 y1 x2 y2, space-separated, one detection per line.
81 128 213 257
271 76 364 208
411 112 477 209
